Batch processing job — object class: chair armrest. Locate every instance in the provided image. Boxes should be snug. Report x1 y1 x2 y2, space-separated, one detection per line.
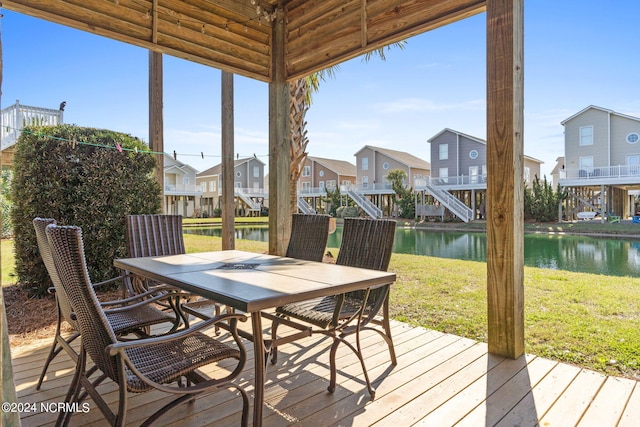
99 287 187 308
102 291 186 314
106 312 247 355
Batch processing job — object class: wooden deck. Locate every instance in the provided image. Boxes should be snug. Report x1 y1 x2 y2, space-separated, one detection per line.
11 319 640 426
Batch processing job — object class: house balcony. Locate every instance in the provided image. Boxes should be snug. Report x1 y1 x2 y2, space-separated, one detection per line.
164 184 203 196
415 175 488 191
560 165 640 187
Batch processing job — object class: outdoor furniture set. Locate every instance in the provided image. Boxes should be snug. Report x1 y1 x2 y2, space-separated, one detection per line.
34 213 397 426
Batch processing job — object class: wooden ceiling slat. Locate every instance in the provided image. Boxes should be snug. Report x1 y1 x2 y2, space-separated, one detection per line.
158 19 270 70
285 0 356 31
159 0 270 55
286 0 361 52
367 0 485 44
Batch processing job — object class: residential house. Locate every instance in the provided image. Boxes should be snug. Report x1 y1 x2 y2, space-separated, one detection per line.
196 157 266 216
427 128 543 188
351 145 430 218
354 145 431 192
297 156 356 213
426 128 543 221
163 154 202 217
560 105 640 218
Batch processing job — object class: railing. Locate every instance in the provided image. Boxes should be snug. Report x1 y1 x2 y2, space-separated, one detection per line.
415 175 487 189
340 182 394 193
235 187 266 196
1 100 64 150
234 190 261 210
423 181 474 223
299 186 327 195
561 165 640 180
164 184 203 193
297 197 316 214
346 188 382 219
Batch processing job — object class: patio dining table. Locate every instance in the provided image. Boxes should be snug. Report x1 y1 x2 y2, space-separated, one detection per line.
114 249 396 426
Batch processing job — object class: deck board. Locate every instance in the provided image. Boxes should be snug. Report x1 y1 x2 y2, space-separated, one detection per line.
9 319 638 426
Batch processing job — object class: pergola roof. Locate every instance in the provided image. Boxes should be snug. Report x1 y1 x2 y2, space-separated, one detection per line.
6 0 485 82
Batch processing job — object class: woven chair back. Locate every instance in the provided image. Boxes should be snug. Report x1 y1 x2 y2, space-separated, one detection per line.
125 214 185 258
337 218 396 311
336 218 395 271
33 218 78 331
286 214 330 262
46 224 120 381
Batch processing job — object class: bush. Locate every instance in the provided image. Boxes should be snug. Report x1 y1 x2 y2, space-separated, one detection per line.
524 175 566 222
337 206 359 218
1 169 13 238
11 125 161 295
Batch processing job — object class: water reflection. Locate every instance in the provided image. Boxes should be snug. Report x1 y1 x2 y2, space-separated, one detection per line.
184 226 640 277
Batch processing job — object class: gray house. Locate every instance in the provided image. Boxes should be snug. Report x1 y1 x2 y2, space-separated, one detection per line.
196 157 266 216
354 145 431 192
427 128 542 188
560 105 640 218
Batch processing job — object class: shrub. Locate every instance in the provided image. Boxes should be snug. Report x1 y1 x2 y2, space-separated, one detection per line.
1 169 13 238
524 175 567 222
11 125 161 295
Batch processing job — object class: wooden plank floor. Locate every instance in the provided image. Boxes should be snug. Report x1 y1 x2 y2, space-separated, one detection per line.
10 319 640 426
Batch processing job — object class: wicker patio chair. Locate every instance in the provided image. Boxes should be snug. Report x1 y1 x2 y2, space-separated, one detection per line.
285 213 331 262
46 224 249 427
270 217 397 398
33 218 182 391
125 214 225 326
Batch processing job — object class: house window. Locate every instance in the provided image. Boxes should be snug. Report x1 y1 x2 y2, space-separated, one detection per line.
211 180 217 192
253 166 260 177
579 126 593 146
326 180 336 190
469 149 478 160
302 182 311 192
627 133 639 144
439 144 448 160
524 167 531 183
235 171 242 177
319 170 324 177
253 181 260 191
319 181 325 191
362 157 369 171
302 166 311 177
362 176 369 189
383 162 389 170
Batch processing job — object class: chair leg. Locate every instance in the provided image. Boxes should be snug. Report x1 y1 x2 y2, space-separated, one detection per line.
270 317 281 365
37 307 79 390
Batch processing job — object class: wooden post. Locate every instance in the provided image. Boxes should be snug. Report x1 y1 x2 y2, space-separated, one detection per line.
268 6 291 256
149 50 165 213
486 0 525 359
221 71 235 250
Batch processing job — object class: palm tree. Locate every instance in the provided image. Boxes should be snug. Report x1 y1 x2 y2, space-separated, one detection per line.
289 43 406 214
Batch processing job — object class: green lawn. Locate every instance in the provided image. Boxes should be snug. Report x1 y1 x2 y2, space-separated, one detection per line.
3 231 639 380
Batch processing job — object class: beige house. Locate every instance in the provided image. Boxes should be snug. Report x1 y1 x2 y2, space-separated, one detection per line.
163 154 202 217
196 157 266 216
560 105 640 218
550 156 565 188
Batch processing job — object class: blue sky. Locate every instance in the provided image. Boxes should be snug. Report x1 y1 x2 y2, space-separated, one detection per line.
2 1 639 178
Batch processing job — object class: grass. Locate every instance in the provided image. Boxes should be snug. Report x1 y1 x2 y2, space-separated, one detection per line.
2 228 639 380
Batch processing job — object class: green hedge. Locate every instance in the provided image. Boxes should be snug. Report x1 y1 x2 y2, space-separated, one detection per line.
11 125 161 295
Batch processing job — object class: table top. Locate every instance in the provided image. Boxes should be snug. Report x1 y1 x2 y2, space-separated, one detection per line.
115 250 396 313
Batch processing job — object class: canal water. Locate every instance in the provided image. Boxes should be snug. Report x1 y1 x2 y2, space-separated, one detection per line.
184 226 640 277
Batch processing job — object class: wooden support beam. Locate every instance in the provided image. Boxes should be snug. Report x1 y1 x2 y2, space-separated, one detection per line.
268 6 291 256
486 0 524 359
221 71 235 250
148 50 164 213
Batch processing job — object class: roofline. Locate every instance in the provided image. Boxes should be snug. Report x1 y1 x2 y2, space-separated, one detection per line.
427 128 486 145
353 145 431 169
560 105 640 125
